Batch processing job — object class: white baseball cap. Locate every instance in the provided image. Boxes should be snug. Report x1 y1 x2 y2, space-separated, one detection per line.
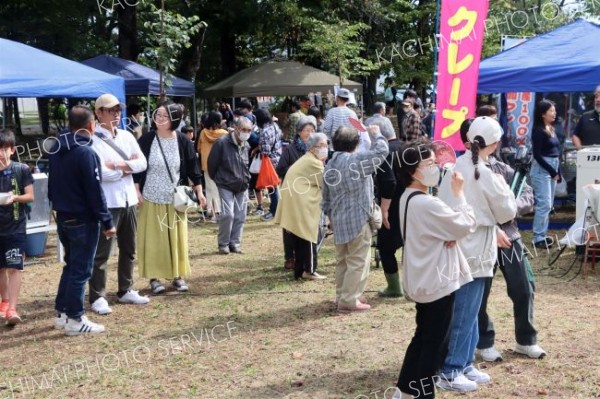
467 116 503 147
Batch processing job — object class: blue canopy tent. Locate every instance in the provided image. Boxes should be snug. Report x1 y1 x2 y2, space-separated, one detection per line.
0 38 126 129
478 19 600 93
82 55 196 131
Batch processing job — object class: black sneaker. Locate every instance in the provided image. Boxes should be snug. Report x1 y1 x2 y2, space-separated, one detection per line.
172 278 189 292
150 279 166 294
534 237 553 249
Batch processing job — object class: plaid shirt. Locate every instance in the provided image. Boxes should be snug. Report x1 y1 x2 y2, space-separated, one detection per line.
402 110 423 141
322 134 389 244
259 123 282 167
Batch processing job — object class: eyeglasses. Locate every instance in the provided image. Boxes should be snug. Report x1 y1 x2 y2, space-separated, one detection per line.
102 107 121 115
238 128 252 134
154 112 170 119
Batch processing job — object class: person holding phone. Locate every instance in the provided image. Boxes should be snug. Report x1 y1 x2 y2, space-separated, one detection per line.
391 140 476 399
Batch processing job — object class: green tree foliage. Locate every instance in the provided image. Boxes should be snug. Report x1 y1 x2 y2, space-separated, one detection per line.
137 1 205 95
300 20 378 86
1 0 599 111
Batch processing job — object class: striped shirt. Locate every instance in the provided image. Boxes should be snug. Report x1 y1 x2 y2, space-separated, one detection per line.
321 134 389 244
322 106 358 139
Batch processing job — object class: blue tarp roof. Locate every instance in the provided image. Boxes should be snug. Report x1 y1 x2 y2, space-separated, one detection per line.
82 55 195 97
0 38 125 101
478 19 600 94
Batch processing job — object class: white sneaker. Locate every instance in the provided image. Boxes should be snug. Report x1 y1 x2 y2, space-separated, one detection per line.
64 315 106 336
515 343 547 359
118 290 150 305
436 373 478 392
54 313 67 330
90 297 113 315
477 346 503 362
464 366 491 384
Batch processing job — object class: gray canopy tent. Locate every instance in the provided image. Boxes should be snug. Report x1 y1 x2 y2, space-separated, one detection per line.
204 60 363 100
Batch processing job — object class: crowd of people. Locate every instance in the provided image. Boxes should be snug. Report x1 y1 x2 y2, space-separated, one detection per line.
1 84 599 398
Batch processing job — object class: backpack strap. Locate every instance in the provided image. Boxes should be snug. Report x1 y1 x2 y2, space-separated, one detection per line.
402 190 425 247
11 162 31 219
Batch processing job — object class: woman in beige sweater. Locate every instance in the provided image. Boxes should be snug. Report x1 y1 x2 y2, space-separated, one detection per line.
198 111 228 221
274 133 329 280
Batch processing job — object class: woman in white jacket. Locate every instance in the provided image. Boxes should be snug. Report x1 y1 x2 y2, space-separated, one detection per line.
392 140 476 399
437 116 517 393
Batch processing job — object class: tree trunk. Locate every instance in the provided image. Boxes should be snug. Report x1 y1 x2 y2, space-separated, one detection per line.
12 98 21 135
118 4 138 60
363 74 378 115
37 99 49 135
220 30 236 78
179 26 207 81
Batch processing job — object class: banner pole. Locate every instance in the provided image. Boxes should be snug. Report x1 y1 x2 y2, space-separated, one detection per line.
431 0 441 134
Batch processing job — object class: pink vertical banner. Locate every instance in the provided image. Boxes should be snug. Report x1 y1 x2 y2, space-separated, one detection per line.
434 0 490 150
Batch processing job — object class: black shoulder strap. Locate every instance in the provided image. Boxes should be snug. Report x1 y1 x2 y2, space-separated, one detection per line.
155 135 177 186
402 191 425 242
11 162 27 195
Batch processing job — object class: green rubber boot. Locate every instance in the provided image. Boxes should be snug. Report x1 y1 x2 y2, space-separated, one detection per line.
378 272 403 298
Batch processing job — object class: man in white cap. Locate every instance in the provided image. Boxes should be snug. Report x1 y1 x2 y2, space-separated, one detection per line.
322 88 358 141
89 94 149 315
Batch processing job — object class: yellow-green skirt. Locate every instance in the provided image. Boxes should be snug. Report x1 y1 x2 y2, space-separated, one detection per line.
137 201 190 279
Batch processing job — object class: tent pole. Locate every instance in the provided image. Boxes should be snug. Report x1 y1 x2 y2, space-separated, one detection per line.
1 98 5 129
146 93 151 130
232 97 235 109
192 94 197 134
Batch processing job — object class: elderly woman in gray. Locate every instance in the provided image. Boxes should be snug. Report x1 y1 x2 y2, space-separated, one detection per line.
275 132 329 280
322 125 389 312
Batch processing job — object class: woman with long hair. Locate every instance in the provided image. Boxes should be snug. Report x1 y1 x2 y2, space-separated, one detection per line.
134 101 206 294
530 100 560 248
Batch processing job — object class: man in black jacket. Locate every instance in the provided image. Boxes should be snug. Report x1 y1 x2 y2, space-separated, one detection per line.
208 117 251 254
572 85 600 148
49 106 116 336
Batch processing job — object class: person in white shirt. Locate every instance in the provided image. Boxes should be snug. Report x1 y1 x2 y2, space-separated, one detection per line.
89 94 149 315
437 117 517 393
392 140 476 399
322 88 370 151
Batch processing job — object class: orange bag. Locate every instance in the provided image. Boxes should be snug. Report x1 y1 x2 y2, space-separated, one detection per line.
256 154 280 189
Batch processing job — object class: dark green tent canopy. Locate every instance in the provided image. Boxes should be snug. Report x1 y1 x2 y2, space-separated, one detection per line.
204 61 363 97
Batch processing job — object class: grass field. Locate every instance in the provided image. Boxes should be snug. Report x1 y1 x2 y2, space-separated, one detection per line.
1 213 599 399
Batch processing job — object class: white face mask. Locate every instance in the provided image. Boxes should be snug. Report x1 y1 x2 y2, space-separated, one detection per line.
315 148 328 160
416 165 440 187
238 132 251 142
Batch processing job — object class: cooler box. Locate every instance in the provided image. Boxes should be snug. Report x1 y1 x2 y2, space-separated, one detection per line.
25 173 52 257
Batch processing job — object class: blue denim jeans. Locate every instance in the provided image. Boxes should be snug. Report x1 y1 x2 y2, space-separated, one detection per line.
440 278 486 378
268 186 279 215
55 216 101 319
530 157 559 243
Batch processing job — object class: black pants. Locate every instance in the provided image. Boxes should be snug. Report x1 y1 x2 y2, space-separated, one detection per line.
89 206 137 303
397 293 455 399
283 229 294 261
478 238 538 348
379 250 399 274
285 231 318 279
